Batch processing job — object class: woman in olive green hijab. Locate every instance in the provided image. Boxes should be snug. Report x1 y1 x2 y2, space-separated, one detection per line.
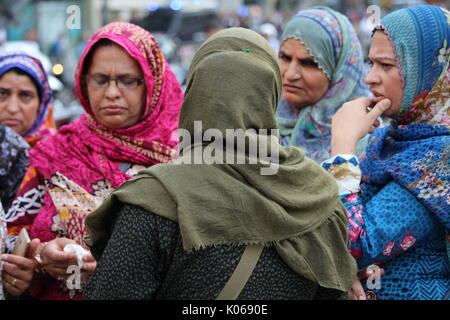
84 28 356 300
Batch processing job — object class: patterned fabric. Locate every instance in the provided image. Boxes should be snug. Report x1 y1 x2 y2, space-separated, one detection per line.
6 22 183 300
0 53 56 147
323 156 450 300
275 6 370 162
32 22 184 190
366 5 450 230
85 204 345 300
86 28 358 293
322 5 450 299
0 203 6 300
375 5 450 122
322 154 361 195
0 124 29 209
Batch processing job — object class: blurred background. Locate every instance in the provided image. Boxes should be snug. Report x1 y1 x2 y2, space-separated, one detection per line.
0 0 447 126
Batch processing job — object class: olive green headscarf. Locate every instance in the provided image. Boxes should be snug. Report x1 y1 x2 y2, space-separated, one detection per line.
85 28 357 291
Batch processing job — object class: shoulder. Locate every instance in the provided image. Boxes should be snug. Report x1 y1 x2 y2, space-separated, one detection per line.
114 203 179 241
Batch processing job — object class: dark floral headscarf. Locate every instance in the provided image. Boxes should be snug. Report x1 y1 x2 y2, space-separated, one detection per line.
0 124 29 209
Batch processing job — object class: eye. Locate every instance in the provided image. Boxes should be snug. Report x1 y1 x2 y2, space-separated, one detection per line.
19 92 34 102
302 60 318 68
94 76 108 85
278 53 291 62
120 76 138 85
0 89 9 98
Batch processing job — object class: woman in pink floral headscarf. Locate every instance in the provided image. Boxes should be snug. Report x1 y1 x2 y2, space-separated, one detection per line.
4 22 183 299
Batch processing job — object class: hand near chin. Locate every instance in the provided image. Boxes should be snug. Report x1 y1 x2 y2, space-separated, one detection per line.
331 97 391 156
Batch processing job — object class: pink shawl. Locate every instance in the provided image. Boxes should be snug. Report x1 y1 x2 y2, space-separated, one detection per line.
30 22 184 190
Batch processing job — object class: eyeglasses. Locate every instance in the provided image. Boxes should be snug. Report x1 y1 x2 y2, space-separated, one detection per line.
86 74 144 90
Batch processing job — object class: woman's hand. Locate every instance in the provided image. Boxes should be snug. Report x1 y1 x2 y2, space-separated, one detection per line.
40 237 78 279
347 267 385 300
331 97 391 156
348 277 367 300
1 238 41 296
81 252 97 274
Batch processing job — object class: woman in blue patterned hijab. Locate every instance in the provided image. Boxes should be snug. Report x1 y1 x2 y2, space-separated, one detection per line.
276 6 370 162
325 5 450 300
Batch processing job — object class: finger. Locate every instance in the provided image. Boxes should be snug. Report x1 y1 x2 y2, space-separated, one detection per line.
368 99 391 121
82 253 95 263
370 96 384 104
1 254 35 271
373 119 381 127
2 273 29 295
43 247 77 263
4 281 23 297
2 261 34 282
352 281 367 301
347 290 357 300
46 266 70 278
26 238 41 258
82 261 97 273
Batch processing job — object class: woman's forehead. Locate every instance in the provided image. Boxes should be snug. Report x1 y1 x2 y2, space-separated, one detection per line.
369 32 396 59
88 45 142 75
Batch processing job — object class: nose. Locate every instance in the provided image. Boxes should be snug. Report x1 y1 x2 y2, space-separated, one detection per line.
104 80 122 100
284 61 301 82
364 67 381 86
5 94 20 114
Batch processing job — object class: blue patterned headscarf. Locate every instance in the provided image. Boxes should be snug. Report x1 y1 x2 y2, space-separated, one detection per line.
375 4 450 123
275 6 370 163
0 52 53 139
362 5 450 230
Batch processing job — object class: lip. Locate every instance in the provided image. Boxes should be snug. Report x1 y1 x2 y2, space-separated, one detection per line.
2 119 21 126
371 90 384 98
283 84 303 93
101 105 125 115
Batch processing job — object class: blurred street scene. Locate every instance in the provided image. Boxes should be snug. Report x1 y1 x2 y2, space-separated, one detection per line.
0 0 447 126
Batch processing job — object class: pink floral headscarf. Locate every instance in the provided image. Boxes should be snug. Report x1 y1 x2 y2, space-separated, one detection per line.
30 22 184 189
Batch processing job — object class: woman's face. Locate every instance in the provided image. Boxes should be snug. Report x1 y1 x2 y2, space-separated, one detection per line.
279 38 330 108
0 71 40 135
365 31 404 118
86 43 146 129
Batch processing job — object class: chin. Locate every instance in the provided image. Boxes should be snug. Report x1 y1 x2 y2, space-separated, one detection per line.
99 121 123 129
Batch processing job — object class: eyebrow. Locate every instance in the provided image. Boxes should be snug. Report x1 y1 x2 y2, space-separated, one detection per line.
18 89 36 95
0 87 35 94
90 72 140 77
369 56 397 63
299 57 316 64
279 51 315 63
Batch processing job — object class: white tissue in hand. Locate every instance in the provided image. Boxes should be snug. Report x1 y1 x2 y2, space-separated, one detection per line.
63 244 89 268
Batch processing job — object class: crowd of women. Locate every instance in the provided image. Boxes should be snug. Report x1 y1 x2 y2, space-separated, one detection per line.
0 4 448 300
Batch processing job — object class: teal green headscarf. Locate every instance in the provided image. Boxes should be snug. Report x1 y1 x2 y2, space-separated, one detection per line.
85 28 357 292
276 6 370 162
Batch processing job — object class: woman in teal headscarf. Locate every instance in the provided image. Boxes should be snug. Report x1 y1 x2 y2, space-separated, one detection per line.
276 6 370 163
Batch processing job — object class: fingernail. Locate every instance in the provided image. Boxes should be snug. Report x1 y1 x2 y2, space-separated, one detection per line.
382 99 391 107
359 295 366 300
